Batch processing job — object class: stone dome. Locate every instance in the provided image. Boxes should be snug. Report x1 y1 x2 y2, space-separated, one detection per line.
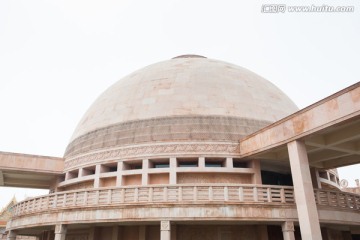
65 56 298 157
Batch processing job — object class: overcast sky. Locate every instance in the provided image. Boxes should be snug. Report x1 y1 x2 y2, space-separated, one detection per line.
0 0 359 208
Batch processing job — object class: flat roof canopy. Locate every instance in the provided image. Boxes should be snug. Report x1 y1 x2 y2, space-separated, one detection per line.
239 82 360 170
0 152 64 189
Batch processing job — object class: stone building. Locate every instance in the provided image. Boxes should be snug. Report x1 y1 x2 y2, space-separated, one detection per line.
0 55 359 240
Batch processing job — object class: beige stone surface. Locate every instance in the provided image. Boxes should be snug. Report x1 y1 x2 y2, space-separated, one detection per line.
70 57 297 142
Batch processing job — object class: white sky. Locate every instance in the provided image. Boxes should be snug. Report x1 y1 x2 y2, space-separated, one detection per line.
0 0 359 208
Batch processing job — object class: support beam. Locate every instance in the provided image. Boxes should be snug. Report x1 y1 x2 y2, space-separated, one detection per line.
281 221 295 240
161 221 171 240
54 224 67 240
288 140 322 240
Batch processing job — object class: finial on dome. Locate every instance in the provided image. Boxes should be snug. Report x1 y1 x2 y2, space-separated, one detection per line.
172 54 206 59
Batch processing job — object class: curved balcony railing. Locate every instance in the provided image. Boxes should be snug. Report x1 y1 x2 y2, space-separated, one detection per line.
12 184 294 217
11 184 360 217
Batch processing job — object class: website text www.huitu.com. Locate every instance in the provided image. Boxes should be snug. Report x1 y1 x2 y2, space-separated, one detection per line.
261 4 355 13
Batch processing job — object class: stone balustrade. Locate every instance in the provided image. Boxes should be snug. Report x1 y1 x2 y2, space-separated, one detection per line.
315 189 360 209
10 184 359 218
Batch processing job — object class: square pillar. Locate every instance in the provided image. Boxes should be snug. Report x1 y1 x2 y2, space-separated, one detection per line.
54 224 67 240
282 221 295 240
142 159 149 185
310 167 322 189
161 221 171 240
116 162 123 187
198 157 205 169
287 140 322 240
94 164 101 188
252 159 262 184
169 158 177 184
225 157 233 168
6 230 16 240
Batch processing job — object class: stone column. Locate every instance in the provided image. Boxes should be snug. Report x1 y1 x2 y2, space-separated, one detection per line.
6 230 16 240
281 221 295 240
161 221 171 240
54 224 67 240
287 140 322 240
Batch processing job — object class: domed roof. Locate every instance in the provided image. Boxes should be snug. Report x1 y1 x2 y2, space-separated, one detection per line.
65 56 298 157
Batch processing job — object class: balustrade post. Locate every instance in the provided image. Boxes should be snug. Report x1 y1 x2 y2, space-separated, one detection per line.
46 196 49 210
239 187 244 201
178 187 182 202
95 190 99 204
120 189 125 203
84 191 88 205
62 194 67 207
224 186 229 201
134 188 139 202
73 192 77 206
149 187 153 202
53 194 58 208
253 187 258 202
107 189 112 204
280 188 285 203
164 187 168 202
335 192 340 207
209 186 213 201
194 186 197 201
326 191 332 206
345 193 350 208
267 188 272 202
38 197 42 211
32 199 36 212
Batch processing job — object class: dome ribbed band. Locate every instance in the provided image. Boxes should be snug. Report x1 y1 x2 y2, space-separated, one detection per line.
65 116 271 157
